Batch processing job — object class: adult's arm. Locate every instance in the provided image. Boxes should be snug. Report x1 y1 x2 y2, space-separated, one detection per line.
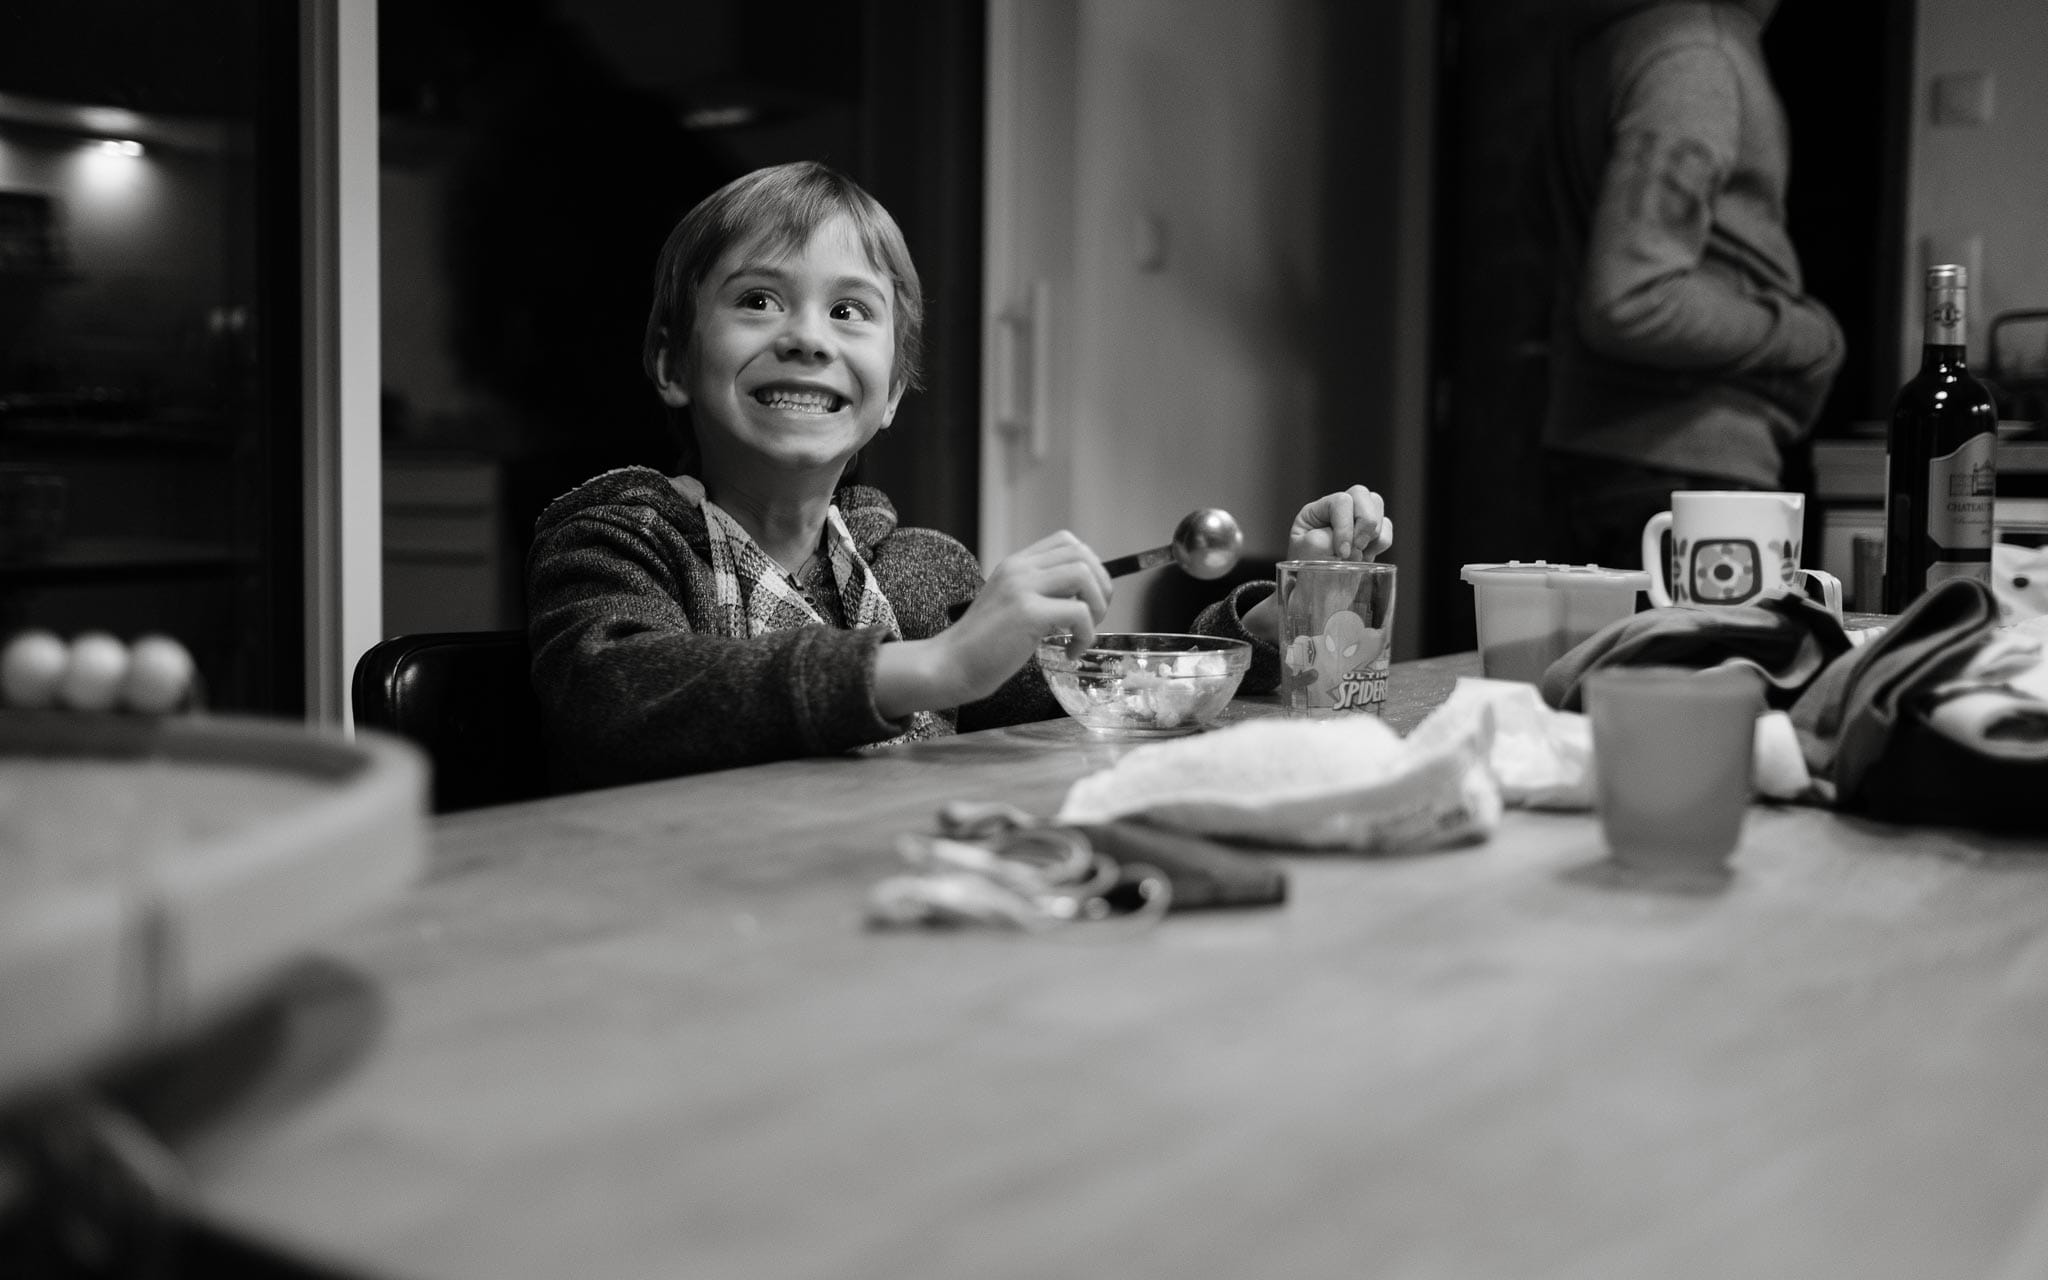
1578 44 1841 393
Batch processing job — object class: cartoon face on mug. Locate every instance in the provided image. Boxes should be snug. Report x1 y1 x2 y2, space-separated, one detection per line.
1672 536 1801 605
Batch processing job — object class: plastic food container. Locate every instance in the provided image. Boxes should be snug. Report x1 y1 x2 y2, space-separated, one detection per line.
1460 562 1649 684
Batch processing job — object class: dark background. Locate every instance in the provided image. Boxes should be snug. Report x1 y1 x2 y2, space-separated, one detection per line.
1424 0 1914 651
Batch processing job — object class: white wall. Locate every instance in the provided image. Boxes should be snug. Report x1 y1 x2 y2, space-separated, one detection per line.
1069 0 1325 628
986 0 1433 650
1905 0 2048 368
986 0 1331 632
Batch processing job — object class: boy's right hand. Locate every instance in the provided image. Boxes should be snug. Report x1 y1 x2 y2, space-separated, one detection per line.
875 531 1111 716
944 531 1111 692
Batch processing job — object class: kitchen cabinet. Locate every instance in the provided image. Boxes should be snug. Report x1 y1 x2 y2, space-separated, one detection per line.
381 453 515 634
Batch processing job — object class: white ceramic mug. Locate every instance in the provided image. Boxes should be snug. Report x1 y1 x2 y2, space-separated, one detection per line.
1640 491 1842 613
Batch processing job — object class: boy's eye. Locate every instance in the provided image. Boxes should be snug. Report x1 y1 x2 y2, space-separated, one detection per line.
831 299 875 322
736 290 779 312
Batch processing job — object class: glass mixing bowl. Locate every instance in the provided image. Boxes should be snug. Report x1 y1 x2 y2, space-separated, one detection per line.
1035 632 1252 736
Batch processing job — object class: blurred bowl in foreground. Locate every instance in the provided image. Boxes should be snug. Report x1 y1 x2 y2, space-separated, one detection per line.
1037 632 1251 736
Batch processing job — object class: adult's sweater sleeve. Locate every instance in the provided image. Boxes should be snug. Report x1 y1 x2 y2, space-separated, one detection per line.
526 506 910 787
1578 44 1840 395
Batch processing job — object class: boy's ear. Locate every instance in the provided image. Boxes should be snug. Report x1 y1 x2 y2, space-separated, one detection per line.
654 339 690 408
881 378 907 429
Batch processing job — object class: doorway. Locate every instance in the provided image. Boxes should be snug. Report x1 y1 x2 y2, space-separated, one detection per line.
1425 0 1914 655
0 0 307 713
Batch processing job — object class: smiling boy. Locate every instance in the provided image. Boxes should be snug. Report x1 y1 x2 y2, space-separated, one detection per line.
526 162 1389 789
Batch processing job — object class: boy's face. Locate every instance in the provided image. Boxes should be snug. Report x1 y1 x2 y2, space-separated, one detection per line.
662 213 904 481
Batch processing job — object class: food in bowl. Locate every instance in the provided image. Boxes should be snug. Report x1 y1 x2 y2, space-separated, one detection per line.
1036 633 1252 736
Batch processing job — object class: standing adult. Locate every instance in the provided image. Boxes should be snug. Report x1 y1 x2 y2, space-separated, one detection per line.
1540 0 1844 571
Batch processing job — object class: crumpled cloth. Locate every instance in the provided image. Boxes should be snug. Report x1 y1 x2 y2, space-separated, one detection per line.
1541 590 1855 713
865 801 1286 931
1074 817 1288 908
1409 678 1594 809
1414 676 1812 808
1925 630 2048 752
1537 578 2048 832
1056 714 1499 853
1789 577 2048 828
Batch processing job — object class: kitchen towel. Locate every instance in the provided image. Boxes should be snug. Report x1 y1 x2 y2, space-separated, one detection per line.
1789 576 2048 830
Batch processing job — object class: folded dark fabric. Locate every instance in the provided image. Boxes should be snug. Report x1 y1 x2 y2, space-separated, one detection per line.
1786 578 2041 829
1540 591 1854 712
1524 579 2048 832
1077 820 1288 911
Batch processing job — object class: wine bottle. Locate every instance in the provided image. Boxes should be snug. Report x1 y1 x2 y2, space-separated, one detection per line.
1881 264 1999 613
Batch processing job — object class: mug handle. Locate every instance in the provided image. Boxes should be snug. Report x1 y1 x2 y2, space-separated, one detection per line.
1641 510 1675 607
1799 568 1844 618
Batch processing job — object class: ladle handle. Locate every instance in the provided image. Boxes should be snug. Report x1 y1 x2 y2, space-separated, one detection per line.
944 539 1182 623
1100 544 1175 578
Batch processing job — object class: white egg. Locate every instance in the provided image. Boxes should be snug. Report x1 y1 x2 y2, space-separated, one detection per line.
60 632 130 712
122 634 196 714
1 630 69 708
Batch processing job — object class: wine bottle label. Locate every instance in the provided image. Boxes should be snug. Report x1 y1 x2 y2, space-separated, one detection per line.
1926 265 1967 345
1926 292 1965 345
1926 429 1996 549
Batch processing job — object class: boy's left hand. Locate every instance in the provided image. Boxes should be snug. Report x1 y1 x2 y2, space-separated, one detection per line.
1240 484 1392 648
1288 484 1393 562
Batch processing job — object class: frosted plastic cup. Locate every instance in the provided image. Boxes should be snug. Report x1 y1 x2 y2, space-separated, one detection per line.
1277 560 1396 717
1584 664 1764 881
1461 561 1648 684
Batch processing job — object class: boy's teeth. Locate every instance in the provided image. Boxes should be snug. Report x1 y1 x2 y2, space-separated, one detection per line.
756 389 839 412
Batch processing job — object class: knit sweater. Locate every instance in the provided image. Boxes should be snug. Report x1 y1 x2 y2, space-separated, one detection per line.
1542 0 1843 487
525 466 1278 788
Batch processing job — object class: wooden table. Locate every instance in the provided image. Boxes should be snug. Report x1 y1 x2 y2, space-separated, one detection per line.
160 653 2048 1280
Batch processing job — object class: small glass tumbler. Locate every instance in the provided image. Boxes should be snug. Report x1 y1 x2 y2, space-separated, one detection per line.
1584 664 1763 881
1277 560 1396 717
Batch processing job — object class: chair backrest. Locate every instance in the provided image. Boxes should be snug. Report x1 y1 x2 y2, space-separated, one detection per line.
351 629 550 814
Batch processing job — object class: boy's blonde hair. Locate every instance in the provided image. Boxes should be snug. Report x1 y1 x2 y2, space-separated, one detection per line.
642 161 926 400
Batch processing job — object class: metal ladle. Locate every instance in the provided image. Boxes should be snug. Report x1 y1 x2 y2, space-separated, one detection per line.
1101 507 1243 580
945 508 1245 622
